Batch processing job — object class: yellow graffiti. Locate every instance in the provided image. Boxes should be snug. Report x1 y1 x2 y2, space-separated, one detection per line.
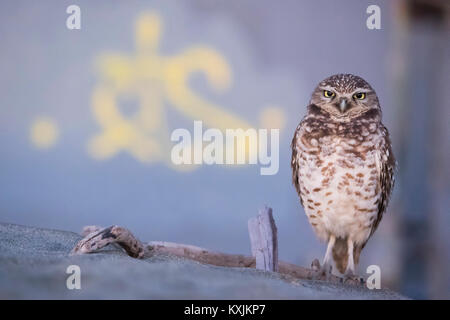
259 106 286 130
88 12 255 167
30 117 59 149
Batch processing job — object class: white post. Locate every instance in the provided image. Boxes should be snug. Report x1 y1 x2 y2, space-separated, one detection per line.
248 206 278 272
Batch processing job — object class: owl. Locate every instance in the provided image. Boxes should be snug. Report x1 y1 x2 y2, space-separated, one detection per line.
291 74 395 281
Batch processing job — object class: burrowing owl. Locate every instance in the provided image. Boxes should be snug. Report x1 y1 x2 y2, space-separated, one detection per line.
291 74 395 279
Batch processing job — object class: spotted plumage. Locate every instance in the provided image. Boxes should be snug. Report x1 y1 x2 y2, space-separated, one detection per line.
291 74 395 277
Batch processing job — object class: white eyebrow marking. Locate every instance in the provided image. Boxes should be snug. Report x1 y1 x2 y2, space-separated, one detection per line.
319 86 336 92
351 88 372 94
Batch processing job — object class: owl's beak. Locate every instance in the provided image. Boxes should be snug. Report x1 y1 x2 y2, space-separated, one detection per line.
339 99 348 113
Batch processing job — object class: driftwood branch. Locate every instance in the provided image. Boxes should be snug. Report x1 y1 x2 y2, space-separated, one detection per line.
72 225 145 258
147 241 255 268
146 242 349 284
71 208 362 286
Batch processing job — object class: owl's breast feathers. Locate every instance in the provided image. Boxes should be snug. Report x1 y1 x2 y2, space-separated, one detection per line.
291 104 395 244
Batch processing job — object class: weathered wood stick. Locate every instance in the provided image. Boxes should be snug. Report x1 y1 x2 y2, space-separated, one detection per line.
147 241 255 268
71 204 364 286
71 225 145 258
148 242 352 284
145 240 331 283
71 226 347 285
248 206 278 272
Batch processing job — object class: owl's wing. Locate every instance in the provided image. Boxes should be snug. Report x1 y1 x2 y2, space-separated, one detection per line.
371 125 396 237
291 123 303 205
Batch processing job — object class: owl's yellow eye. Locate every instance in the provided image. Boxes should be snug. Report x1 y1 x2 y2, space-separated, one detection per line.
353 92 366 100
323 90 335 98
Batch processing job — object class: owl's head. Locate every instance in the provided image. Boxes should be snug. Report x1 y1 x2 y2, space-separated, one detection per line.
309 74 380 121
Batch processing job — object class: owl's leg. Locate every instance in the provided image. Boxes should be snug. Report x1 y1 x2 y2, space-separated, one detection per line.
311 235 335 280
343 238 365 285
322 234 336 276
345 238 355 276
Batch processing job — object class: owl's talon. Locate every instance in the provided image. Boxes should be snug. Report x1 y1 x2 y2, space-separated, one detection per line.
324 264 333 280
311 258 321 271
342 272 365 286
310 259 333 281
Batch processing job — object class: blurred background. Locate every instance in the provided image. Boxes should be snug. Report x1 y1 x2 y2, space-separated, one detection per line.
0 0 448 299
